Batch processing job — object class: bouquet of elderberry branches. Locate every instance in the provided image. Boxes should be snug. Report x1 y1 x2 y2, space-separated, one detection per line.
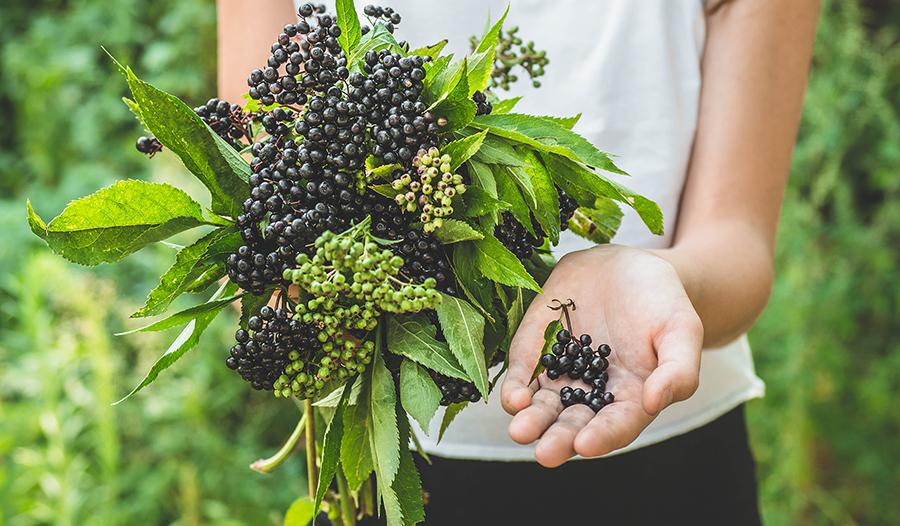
26 2 663 524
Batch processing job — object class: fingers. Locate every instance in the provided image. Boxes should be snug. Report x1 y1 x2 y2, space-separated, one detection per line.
500 293 562 415
534 405 596 467
573 399 654 458
642 311 703 415
508 388 563 444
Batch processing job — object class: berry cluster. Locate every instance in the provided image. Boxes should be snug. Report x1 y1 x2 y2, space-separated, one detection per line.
227 305 320 391
390 147 467 232
474 25 549 90
193 98 252 149
539 299 616 413
473 90 493 116
494 187 579 260
362 50 437 164
361 4 402 34
433 372 482 405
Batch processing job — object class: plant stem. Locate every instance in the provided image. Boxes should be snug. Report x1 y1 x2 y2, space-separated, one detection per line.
363 477 375 517
249 411 307 474
335 467 356 526
304 399 317 499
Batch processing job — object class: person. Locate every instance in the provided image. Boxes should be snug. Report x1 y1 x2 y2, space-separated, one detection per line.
217 0 819 523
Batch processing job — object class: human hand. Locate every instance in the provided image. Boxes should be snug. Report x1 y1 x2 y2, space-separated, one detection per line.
501 245 703 467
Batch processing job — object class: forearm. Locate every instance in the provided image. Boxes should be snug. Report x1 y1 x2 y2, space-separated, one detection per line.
216 0 295 104
653 221 773 348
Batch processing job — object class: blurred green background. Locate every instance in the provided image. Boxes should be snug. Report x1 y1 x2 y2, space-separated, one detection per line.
0 0 897 524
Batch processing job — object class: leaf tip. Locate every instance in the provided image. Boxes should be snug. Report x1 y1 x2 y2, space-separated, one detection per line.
26 199 48 238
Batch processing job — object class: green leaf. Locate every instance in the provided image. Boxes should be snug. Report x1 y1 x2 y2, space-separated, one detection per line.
431 58 476 132
336 0 362 55
314 382 353 515
341 376 375 490
117 293 242 335
370 183 402 200
492 97 521 114
516 149 561 243
541 114 581 130
531 319 563 382
410 39 448 60
386 316 470 381
114 281 238 404
315 375 363 407
433 218 483 244
438 402 468 442
568 198 624 244
461 186 509 218
471 113 626 175
472 134 526 166
495 166 535 237
424 54 453 89
470 235 542 292
124 67 249 217
506 288 525 348
399 359 441 432
28 180 210 266
442 129 488 171
436 294 489 398
132 227 240 317
367 161 402 181
367 347 400 487
465 6 508 94
382 409 425 526
466 159 497 197
283 496 316 526
451 242 494 315
349 22 403 69
543 153 663 235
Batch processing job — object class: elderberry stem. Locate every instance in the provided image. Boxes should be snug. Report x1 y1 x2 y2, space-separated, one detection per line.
304 399 318 499
249 411 306 474
335 467 356 526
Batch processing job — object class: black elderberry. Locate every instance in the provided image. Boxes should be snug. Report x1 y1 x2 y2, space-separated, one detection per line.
135 136 163 157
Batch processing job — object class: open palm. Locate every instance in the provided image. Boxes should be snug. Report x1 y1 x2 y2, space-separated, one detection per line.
500 245 703 467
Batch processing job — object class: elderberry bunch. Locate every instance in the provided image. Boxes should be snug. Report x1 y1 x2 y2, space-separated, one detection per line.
361 4 402 34
193 98 252 149
391 147 467 232
541 329 615 412
495 186 579 260
362 50 437 165
473 90 493 116
474 25 549 90
226 305 320 391
294 86 369 173
433 372 482 405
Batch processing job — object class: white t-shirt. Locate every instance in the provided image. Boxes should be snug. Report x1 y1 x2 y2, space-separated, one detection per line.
300 0 765 460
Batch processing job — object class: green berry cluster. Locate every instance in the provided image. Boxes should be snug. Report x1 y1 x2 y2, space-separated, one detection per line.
391 147 466 233
272 336 376 400
473 25 548 90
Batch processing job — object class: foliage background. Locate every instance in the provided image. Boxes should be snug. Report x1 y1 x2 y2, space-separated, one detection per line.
0 0 896 524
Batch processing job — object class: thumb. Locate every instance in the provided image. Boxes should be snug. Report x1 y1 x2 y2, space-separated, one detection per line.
642 310 703 415
500 292 560 415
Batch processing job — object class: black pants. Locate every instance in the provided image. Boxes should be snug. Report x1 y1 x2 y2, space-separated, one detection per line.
363 405 761 526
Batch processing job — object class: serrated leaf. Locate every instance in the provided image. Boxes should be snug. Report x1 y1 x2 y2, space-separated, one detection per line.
495 166 535 236
283 496 316 526
410 39 447 60
492 97 521 114
516 149 560 243
424 54 453 89
133 227 240 317
336 0 362 55
368 348 400 487
471 235 542 292
28 180 211 266
466 6 508 94
314 382 353 515
451 242 494 315
431 58 476 132
183 264 227 293
370 183 403 200
443 129 488 171
349 22 403 69
506 288 525 348
386 316 470 381
472 134 526 166
543 153 663 235
540 114 581 130
400 359 441 432
436 294 489 398
367 161 402 181
315 375 363 407
382 408 425 526
438 402 468 442
531 319 563 382
433 219 483 244
471 113 626 175
124 67 249 217
466 159 497 197
114 281 238 404
568 198 624 244
117 292 242 334
341 375 375 490
461 186 509 218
